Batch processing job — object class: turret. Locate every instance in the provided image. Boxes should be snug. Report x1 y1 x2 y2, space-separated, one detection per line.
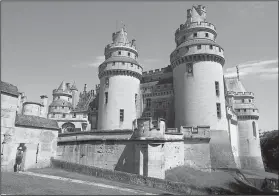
97 25 142 131
70 81 79 109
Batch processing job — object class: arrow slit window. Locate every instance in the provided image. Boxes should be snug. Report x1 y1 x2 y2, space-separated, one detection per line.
186 63 193 76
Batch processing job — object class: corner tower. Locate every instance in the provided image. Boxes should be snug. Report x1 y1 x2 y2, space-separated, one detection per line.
97 25 143 130
170 5 227 130
225 76 264 170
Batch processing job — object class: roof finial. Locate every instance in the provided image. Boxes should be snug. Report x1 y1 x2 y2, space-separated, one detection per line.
236 65 240 80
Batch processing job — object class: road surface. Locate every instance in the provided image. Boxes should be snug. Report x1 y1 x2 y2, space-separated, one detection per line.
1 168 173 195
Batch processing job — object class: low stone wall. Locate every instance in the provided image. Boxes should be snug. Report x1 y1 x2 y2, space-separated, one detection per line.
50 158 209 195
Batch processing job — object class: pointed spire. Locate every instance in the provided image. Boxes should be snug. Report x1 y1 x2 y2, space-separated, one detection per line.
236 66 240 81
57 81 66 91
70 81 78 91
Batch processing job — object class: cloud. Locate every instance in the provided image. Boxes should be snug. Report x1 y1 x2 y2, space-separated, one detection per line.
224 59 278 80
72 56 105 68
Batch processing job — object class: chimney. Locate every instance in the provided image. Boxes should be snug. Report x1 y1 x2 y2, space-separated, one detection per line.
40 95 48 118
84 84 87 92
66 83 71 89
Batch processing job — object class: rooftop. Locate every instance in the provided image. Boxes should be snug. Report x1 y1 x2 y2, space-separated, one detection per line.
49 100 73 108
15 114 60 130
224 77 247 93
1 81 19 97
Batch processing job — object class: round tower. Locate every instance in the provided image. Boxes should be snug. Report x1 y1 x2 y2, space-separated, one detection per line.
48 81 73 114
70 81 79 109
97 25 142 130
170 5 227 130
229 85 264 170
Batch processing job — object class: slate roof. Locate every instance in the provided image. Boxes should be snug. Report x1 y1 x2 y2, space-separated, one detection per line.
0 81 19 96
70 81 78 91
23 101 43 106
224 77 247 92
49 100 73 107
15 114 60 130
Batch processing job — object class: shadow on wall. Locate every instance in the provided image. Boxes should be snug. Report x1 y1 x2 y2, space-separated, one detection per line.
210 130 237 169
114 143 137 174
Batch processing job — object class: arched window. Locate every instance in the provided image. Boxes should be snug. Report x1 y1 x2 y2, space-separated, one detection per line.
62 122 75 133
252 121 257 138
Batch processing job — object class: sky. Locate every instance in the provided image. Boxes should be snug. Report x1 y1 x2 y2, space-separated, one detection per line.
1 1 278 131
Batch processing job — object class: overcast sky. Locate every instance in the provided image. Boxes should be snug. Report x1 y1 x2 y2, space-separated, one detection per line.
2 1 278 131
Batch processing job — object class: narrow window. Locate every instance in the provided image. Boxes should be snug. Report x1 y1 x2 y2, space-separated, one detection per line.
73 113 76 118
131 63 133 67
215 81 220 96
219 47 221 52
183 36 186 40
194 33 197 37
105 92 108 104
242 99 245 103
210 45 213 49
120 109 124 122
83 114 86 118
205 33 209 37
55 106 57 109
118 51 121 55
244 109 246 112
105 77 109 87
122 62 125 65
216 103 221 118
249 99 251 102
253 109 255 112
128 52 130 56
58 96 60 99
187 63 193 75
62 114 66 118
146 98 151 108
135 94 137 104
112 62 115 66
197 45 201 50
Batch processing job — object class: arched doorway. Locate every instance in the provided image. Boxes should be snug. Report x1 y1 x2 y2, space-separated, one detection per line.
62 122 75 133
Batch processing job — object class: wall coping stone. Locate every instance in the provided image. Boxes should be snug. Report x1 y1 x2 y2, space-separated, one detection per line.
58 129 133 137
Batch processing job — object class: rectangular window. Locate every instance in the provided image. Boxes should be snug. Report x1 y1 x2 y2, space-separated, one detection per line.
118 51 121 55
135 94 137 104
83 114 86 118
105 92 108 104
128 52 130 56
120 109 124 122
242 99 245 103
73 113 76 118
210 45 213 49
194 33 197 37
205 33 209 37
105 78 109 87
216 103 221 118
113 62 115 66
62 114 66 118
187 63 193 75
215 81 220 96
146 98 151 108
219 47 221 52
197 45 201 50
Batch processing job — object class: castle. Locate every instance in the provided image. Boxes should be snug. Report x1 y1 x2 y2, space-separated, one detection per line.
1 5 264 178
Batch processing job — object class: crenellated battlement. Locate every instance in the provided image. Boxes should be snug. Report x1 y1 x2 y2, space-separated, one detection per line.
142 66 172 76
180 125 211 141
235 108 259 119
175 21 216 36
226 91 254 98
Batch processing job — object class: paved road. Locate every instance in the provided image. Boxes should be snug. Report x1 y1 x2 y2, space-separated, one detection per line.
1 168 172 195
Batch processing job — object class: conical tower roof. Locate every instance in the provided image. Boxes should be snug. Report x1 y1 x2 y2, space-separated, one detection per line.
224 77 247 93
70 81 78 91
57 81 66 91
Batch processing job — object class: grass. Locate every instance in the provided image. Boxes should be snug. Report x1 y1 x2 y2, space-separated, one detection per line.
165 166 273 195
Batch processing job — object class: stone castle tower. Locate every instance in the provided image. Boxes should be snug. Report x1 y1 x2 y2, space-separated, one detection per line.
48 81 73 114
170 5 227 130
97 26 142 130
225 74 264 170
